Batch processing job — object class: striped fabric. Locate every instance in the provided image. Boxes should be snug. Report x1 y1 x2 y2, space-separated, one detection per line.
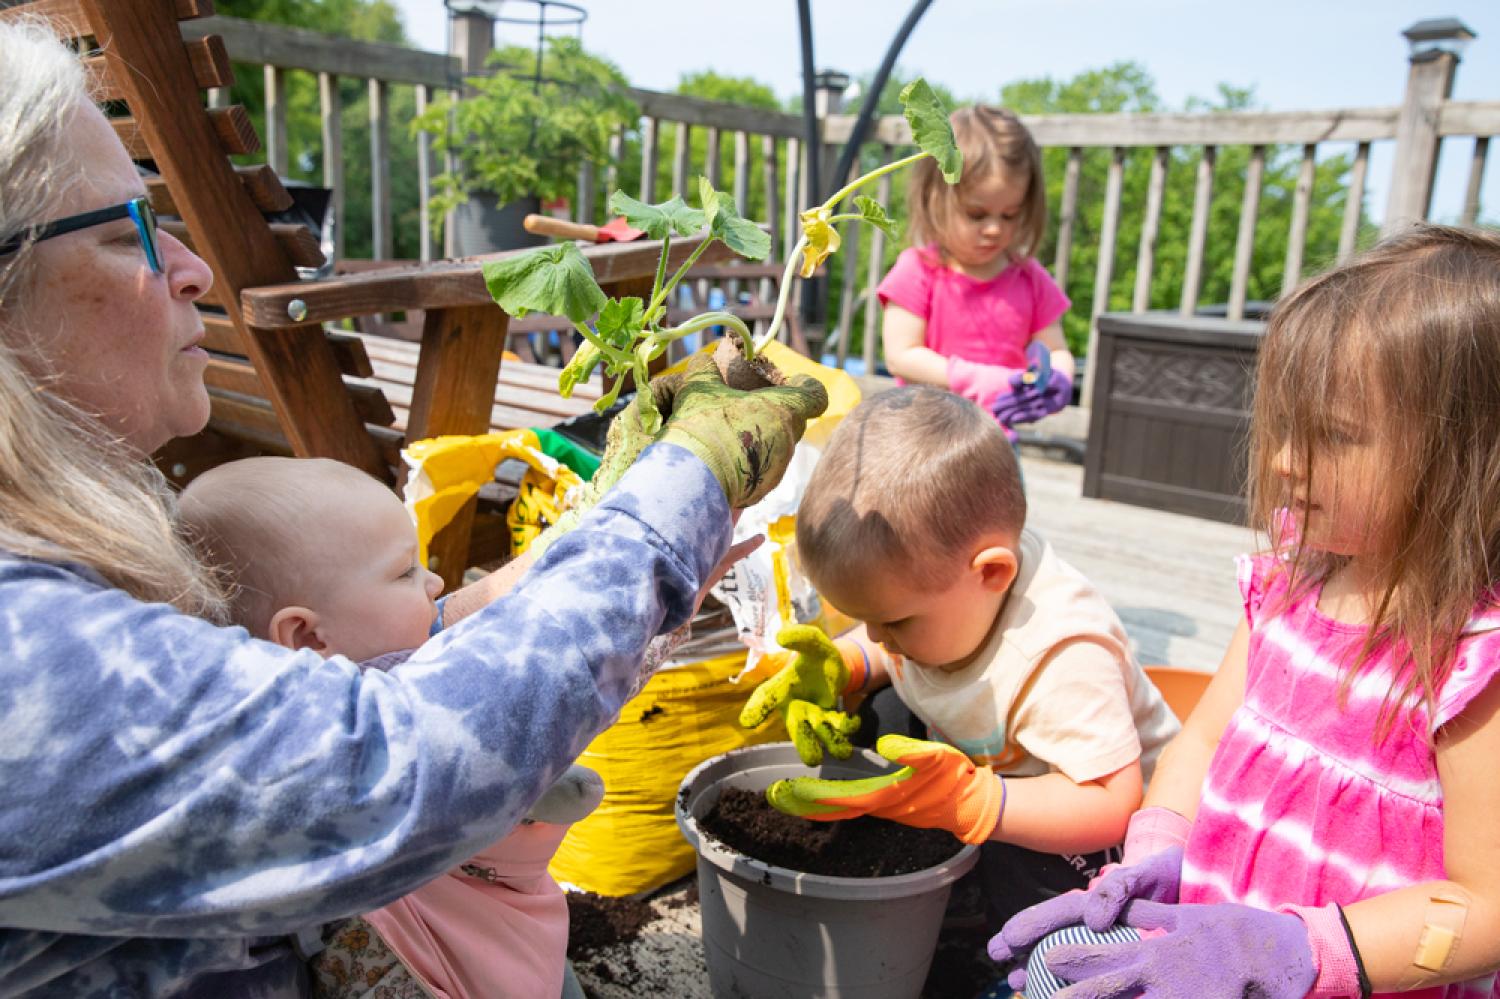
1179 552 1500 999
1023 924 1141 998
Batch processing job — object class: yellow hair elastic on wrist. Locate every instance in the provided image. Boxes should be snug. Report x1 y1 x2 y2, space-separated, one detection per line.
1412 892 1467 974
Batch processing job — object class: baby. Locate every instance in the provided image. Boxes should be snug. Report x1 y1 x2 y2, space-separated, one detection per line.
180 456 597 999
770 386 1180 930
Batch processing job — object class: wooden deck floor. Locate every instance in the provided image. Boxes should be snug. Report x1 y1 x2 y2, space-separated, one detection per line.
570 449 1258 997
1020 451 1256 672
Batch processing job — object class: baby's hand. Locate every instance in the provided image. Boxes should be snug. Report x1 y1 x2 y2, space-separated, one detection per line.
523 764 605 825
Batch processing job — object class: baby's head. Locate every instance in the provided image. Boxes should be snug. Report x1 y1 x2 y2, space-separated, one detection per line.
797 387 1026 670
908 104 1046 266
179 457 443 661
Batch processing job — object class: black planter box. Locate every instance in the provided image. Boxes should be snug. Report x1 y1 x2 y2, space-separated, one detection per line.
1082 311 1266 525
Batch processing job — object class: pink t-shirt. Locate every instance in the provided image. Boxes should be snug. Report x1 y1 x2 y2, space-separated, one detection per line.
1180 552 1500 999
875 245 1070 369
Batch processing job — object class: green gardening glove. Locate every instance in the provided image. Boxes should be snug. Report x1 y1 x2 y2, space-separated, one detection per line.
657 351 828 509
767 734 1006 845
739 624 861 766
529 372 684 556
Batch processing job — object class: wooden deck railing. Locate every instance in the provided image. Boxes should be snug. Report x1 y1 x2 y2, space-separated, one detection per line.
185 14 1498 396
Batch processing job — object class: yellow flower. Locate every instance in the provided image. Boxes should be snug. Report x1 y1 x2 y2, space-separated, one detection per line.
798 206 841 278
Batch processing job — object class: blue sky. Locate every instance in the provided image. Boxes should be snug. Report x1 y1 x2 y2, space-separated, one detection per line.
391 1 1500 222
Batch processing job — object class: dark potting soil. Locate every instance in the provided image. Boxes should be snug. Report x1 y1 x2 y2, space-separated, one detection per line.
564 890 655 961
700 786 963 878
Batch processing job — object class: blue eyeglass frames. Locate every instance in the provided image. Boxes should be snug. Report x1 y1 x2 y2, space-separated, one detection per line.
0 195 163 274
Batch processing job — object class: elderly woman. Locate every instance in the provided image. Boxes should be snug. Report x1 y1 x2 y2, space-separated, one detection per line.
0 19 825 997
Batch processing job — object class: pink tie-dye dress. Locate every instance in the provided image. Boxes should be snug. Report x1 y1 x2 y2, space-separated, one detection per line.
1179 552 1500 999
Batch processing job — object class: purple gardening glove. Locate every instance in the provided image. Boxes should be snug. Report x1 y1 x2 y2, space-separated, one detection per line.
989 846 1183 978
1038 899 1317 999
991 367 1073 426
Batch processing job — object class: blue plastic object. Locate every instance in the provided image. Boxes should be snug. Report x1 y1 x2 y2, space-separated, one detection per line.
1021 340 1052 394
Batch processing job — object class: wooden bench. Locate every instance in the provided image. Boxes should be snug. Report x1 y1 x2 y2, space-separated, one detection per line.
9 0 734 588
351 334 603 435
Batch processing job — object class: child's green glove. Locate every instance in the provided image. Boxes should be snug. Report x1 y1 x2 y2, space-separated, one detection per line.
656 351 828 509
767 733 1005 844
739 624 861 766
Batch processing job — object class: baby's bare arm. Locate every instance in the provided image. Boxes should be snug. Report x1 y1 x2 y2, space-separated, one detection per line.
992 759 1142 854
438 551 536 628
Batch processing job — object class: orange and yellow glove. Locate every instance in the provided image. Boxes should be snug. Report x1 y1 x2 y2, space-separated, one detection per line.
738 624 875 766
766 734 1005 845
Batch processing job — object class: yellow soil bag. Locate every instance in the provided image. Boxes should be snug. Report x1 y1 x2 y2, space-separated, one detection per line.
402 429 585 563
549 651 784 895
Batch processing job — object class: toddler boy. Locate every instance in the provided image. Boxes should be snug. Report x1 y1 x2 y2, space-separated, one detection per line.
180 456 597 999
748 386 1179 928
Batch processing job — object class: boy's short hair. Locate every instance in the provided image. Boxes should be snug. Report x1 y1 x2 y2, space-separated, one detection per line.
178 457 382 637
797 386 1026 589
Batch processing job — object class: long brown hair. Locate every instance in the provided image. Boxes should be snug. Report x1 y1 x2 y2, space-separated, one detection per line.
907 105 1046 260
1248 223 1500 734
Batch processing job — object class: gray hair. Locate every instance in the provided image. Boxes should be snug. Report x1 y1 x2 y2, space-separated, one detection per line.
0 15 88 307
0 18 227 618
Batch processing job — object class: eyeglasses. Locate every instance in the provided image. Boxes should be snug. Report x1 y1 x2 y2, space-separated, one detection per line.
0 196 163 274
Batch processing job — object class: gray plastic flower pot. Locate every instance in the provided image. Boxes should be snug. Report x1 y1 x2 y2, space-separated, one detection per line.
676 742 980 999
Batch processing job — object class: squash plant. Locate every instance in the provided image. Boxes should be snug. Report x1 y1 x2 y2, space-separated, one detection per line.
480 79 962 435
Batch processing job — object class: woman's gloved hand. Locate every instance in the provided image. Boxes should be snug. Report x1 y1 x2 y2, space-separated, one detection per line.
531 350 825 554
528 373 683 556
1023 899 1325 999
739 625 862 765
657 351 828 508
766 733 1005 845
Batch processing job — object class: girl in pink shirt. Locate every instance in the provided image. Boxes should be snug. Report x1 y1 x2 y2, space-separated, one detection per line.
992 225 1500 998
876 105 1073 435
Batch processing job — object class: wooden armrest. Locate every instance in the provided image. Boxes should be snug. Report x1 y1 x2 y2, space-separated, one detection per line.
240 234 738 329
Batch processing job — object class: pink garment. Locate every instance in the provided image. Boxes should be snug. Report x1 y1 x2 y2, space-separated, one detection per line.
1180 551 1500 999
363 821 571 999
876 244 1070 374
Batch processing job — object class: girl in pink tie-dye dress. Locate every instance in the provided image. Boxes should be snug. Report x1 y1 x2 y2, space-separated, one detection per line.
994 224 1500 999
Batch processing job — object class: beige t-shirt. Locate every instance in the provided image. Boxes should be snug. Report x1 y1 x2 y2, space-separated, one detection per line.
886 528 1179 783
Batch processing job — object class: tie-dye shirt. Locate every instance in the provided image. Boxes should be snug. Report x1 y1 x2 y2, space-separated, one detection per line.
0 443 729 998
1179 550 1500 999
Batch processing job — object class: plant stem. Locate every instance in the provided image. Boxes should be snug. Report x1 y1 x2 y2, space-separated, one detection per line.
754 236 807 352
648 233 672 313
646 236 718 321
653 311 754 359
572 320 611 354
823 150 928 211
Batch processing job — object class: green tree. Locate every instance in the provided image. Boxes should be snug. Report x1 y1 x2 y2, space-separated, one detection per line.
217 0 424 261
1000 64 1363 354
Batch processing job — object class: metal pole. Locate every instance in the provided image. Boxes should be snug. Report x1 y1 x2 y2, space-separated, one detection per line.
795 0 821 331
827 0 935 203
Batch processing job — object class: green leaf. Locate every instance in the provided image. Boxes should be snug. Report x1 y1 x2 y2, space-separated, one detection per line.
899 79 962 184
482 243 606 324
596 296 646 349
854 195 898 238
607 190 704 239
700 176 771 261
